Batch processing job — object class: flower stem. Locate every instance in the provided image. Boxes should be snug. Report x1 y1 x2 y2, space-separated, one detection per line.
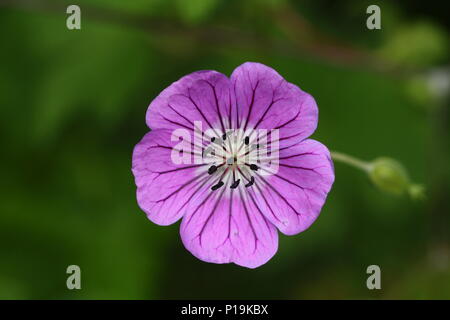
330 151 372 172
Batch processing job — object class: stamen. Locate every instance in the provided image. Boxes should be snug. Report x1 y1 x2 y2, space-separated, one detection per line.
212 136 227 152
222 133 227 140
245 176 255 188
236 167 255 188
208 165 217 174
211 181 224 191
244 136 249 145
230 179 240 189
245 163 259 171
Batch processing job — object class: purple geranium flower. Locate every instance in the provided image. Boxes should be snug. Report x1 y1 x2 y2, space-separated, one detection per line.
132 62 334 268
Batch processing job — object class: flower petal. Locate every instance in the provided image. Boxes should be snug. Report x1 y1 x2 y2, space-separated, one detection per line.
250 139 334 235
180 185 278 269
230 62 318 147
146 70 234 135
132 129 210 225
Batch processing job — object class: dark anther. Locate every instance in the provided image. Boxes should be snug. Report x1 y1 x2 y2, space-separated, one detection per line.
211 181 224 191
245 176 255 188
244 136 249 145
256 144 260 149
230 179 241 189
208 165 217 174
211 137 215 142
222 133 227 140
249 164 259 171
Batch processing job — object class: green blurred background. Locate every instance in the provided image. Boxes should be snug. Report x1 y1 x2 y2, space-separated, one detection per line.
0 0 449 299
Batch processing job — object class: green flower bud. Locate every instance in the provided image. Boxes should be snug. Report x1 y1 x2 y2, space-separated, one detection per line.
368 157 410 196
331 151 425 200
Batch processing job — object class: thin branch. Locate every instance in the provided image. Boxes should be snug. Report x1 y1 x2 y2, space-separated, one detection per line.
330 151 372 172
1 0 407 75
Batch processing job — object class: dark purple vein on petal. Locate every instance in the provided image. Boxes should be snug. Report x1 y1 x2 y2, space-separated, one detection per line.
227 90 233 129
214 186 234 250
250 79 285 130
153 164 206 175
249 183 282 224
203 80 226 134
273 109 301 130
147 143 205 159
167 103 197 128
166 104 217 145
159 114 212 152
260 167 320 222
259 144 309 156
278 163 327 172
242 80 260 132
155 172 208 204
266 170 316 218
183 167 229 227
233 80 240 129
277 151 317 161
159 114 213 150
184 90 221 138
197 179 229 247
238 188 259 254
167 173 216 222
253 132 307 158
183 186 215 227
269 131 305 145
257 152 318 164
255 173 302 218
240 126 303 158
259 167 313 191
159 113 193 131
246 188 276 241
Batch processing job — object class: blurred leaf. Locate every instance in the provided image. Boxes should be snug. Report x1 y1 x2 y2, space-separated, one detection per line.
404 75 435 108
379 21 448 68
72 0 165 15
176 0 220 24
29 21 154 143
